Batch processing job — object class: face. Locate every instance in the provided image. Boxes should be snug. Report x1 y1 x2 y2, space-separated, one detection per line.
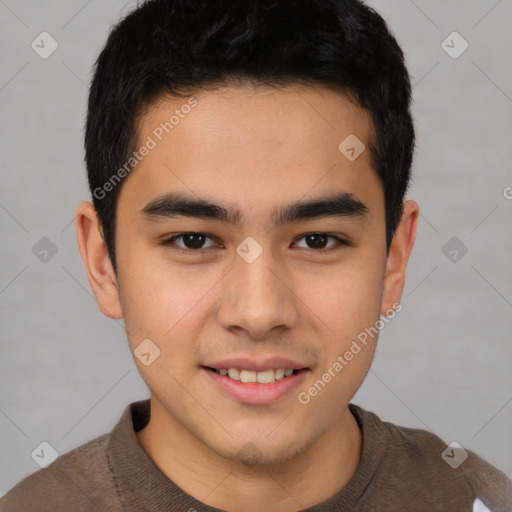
79 83 416 466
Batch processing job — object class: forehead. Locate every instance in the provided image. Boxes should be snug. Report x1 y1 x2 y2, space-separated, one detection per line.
138 83 372 155
119 84 383 224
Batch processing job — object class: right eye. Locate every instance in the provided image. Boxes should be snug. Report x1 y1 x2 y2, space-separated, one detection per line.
160 232 220 254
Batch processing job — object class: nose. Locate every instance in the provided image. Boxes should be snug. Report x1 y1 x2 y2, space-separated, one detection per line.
215 247 300 341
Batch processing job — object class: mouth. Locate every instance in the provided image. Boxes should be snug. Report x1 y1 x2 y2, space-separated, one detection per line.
203 366 302 384
201 365 310 405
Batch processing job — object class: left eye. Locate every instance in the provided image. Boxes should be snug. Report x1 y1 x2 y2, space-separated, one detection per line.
293 233 346 251
161 232 347 253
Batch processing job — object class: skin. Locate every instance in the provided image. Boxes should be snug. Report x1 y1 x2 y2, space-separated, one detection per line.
75 83 419 512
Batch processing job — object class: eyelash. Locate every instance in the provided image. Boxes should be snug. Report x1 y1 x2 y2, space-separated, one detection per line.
160 232 349 255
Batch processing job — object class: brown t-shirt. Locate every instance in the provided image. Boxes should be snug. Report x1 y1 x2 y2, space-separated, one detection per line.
1 399 510 511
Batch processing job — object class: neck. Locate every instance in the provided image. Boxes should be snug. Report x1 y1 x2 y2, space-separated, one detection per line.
136 396 362 512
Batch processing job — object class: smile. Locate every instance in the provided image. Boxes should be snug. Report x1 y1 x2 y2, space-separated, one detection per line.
202 366 310 405
207 367 298 384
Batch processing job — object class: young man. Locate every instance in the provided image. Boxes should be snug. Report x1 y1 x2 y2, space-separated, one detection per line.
2 0 510 511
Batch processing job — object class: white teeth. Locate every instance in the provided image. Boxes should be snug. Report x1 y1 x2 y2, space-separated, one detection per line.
240 370 257 383
228 368 240 380
274 368 285 380
216 367 297 383
256 369 275 384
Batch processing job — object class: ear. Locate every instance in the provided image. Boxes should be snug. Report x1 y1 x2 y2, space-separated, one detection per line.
380 200 419 316
75 201 123 319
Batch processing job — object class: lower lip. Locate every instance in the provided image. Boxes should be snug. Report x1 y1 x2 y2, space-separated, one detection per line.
202 367 309 405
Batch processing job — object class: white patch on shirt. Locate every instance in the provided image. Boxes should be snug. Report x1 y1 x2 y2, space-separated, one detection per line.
473 498 492 512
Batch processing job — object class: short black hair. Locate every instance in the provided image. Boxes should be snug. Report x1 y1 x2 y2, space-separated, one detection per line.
85 0 415 276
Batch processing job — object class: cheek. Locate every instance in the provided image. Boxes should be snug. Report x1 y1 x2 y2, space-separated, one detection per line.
307 251 385 340
117 249 218 355
296 260 382 419
118 267 208 392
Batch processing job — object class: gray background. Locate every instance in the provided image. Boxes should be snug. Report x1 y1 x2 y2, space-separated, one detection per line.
1 0 511 494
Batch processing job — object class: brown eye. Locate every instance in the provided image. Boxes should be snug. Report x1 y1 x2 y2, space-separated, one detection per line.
180 233 208 250
161 233 217 252
293 233 348 252
305 234 328 249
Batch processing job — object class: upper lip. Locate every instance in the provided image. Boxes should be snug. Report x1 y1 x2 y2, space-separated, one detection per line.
203 357 311 372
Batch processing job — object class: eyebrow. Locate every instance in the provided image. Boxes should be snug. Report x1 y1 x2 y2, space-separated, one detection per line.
139 191 369 227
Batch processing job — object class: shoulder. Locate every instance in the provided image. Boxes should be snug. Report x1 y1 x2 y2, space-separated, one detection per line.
383 414 511 510
0 433 122 512
351 404 512 511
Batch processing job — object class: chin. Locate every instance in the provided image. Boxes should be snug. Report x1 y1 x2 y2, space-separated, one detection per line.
210 434 312 467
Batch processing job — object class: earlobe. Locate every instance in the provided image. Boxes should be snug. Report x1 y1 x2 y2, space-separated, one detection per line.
74 201 123 319
380 200 419 316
